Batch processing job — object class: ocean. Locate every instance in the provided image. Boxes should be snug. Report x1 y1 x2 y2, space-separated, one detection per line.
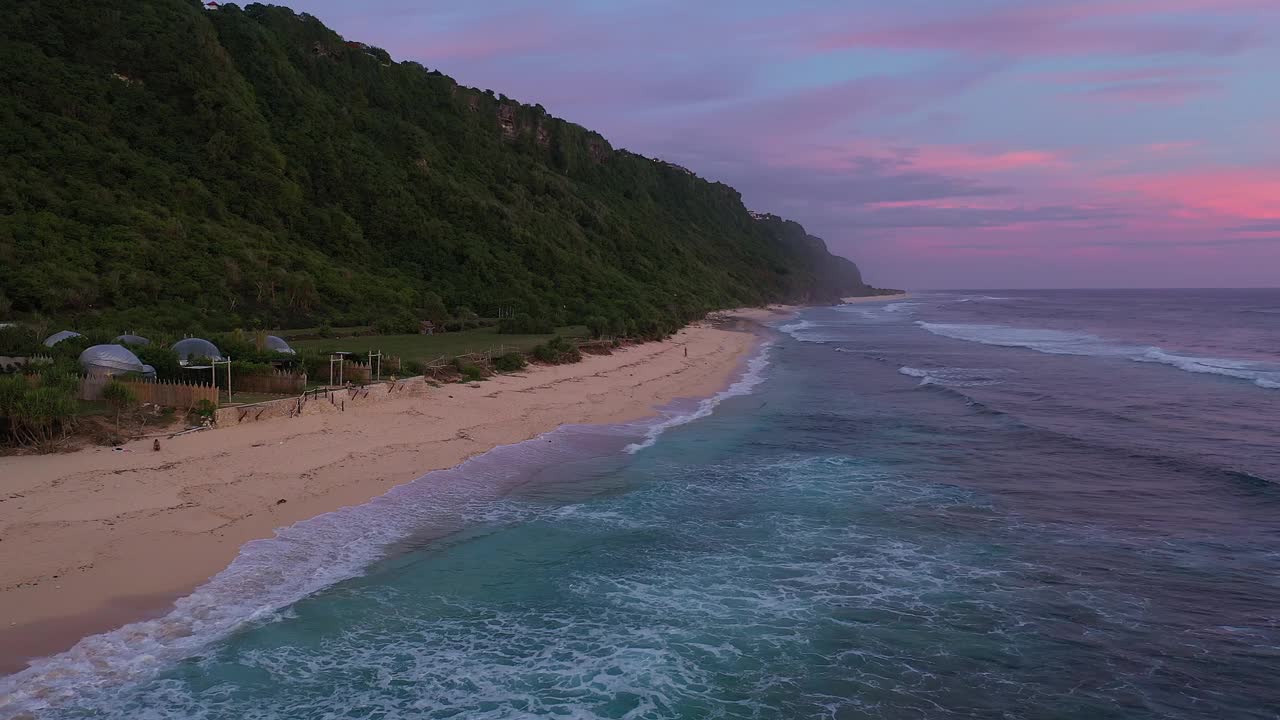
4 289 1278 719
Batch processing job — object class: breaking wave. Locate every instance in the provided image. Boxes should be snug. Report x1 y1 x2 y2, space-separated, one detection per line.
0 345 774 715
624 341 773 453
898 366 1012 388
916 322 1280 390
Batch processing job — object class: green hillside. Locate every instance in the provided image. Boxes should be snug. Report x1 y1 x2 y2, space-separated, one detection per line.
0 0 879 335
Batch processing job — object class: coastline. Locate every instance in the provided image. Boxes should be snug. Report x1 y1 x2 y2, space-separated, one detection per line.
841 292 911 304
0 313 779 675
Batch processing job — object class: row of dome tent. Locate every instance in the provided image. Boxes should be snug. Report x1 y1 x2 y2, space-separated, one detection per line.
41 331 297 378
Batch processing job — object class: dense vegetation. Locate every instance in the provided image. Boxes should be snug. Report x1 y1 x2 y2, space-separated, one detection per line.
0 0 878 337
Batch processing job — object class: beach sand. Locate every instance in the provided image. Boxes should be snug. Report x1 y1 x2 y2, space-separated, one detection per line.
841 292 911 304
0 318 767 674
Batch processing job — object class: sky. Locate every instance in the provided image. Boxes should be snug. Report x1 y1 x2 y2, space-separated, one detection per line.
286 0 1279 289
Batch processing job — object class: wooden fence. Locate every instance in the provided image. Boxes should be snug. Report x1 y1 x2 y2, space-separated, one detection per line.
0 355 52 373
79 375 219 407
233 369 306 395
343 362 371 384
422 345 518 370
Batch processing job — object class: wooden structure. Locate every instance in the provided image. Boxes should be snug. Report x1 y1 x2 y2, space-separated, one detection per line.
79 376 219 408
233 369 306 395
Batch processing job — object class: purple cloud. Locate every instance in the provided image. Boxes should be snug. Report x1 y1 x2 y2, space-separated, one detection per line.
813 2 1264 58
286 0 1280 289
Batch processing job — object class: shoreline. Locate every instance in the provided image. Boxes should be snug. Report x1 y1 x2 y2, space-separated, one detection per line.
840 292 911 304
0 314 777 676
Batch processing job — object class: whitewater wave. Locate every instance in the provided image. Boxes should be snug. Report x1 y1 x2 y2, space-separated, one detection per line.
1 429 672 713
916 322 1280 390
898 366 1011 388
882 302 919 314
777 319 815 335
624 342 773 453
0 340 779 715
778 317 843 341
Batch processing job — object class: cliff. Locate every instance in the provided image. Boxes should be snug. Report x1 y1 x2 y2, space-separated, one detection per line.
0 0 877 332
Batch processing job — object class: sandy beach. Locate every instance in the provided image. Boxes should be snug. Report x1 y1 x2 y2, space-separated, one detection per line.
841 292 911 304
0 315 780 675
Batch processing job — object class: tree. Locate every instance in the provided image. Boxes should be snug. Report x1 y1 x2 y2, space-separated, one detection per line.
101 379 138 436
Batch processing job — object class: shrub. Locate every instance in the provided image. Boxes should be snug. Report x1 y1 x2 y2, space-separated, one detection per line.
318 322 334 339
402 359 425 375
101 379 138 434
585 315 609 339
35 361 81 394
296 350 328 380
493 352 526 372
374 312 417 335
0 375 77 447
0 326 41 356
135 345 183 381
451 361 484 382
450 357 486 382
452 306 481 329
229 360 274 376
189 399 218 424
530 336 582 365
531 343 557 364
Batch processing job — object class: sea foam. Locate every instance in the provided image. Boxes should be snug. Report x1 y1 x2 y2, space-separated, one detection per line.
624 341 772 453
898 366 1010 388
915 322 1280 390
0 345 775 715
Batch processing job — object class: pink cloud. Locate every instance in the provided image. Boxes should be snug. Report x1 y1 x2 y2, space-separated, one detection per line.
756 140 1067 176
1079 79 1217 104
814 1 1263 58
1046 65 1225 104
1109 169 1280 219
1047 66 1225 85
1141 141 1200 154
898 146 1069 173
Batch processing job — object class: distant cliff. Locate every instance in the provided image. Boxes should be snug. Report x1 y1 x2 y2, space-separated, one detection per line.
0 0 879 332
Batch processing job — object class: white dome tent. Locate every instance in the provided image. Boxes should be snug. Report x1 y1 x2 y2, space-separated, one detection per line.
43 330 83 347
171 338 225 366
114 334 151 347
264 335 296 355
78 344 155 378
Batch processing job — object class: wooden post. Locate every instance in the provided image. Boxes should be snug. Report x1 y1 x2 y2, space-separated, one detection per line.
212 357 232 403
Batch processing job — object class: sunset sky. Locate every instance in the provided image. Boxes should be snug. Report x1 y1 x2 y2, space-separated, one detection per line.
286 0 1279 289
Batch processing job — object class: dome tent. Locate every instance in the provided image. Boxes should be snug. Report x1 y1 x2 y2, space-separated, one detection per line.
114 334 151 347
79 344 153 377
264 335 296 355
43 330 83 347
172 338 224 365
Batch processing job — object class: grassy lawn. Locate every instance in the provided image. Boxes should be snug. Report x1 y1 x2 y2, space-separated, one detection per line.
223 391 293 407
290 325 590 361
271 325 372 340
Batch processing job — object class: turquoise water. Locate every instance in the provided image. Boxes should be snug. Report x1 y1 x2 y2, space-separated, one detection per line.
4 291 1279 718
